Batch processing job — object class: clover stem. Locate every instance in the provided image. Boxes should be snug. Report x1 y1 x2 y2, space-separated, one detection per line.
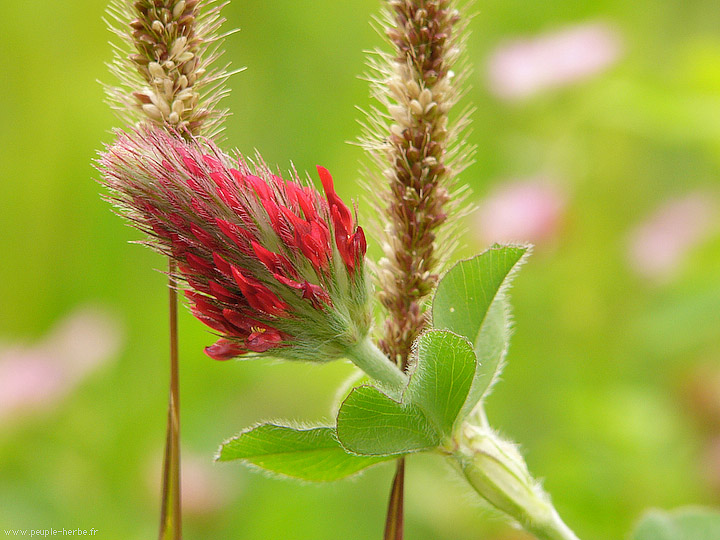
345 338 408 395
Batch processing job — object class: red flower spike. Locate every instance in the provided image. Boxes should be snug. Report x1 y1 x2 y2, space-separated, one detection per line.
100 125 372 363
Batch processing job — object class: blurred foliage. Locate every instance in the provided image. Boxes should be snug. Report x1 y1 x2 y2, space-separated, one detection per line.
2 0 720 539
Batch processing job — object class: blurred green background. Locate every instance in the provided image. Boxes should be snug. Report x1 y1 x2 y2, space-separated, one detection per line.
3 0 720 539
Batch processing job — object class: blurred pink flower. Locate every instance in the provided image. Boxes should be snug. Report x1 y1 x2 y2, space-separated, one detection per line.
702 436 720 494
146 453 233 517
0 305 123 421
487 21 622 100
627 193 717 281
473 178 567 246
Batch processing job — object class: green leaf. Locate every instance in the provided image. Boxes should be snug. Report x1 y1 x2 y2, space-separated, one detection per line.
432 243 527 344
406 330 476 436
432 244 528 410
336 385 439 456
632 507 720 540
336 330 477 456
459 295 511 417
217 423 393 482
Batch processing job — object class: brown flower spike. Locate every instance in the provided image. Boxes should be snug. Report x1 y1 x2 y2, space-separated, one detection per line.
363 0 471 369
105 0 238 137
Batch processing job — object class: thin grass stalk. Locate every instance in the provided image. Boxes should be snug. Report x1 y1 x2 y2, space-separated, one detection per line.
159 261 181 540
383 457 405 540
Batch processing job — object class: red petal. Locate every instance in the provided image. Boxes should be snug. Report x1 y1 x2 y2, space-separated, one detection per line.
246 329 283 352
181 155 203 176
216 219 254 254
217 187 241 209
229 168 248 188
331 206 353 270
205 339 246 360
185 290 223 318
260 197 283 235
202 154 223 171
191 198 214 223
246 174 272 200
190 223 216 249
252 241 295 276
185 276 211 295
212 252 232 277
194 313 230 333
185 252 214 274
209 171 230 190
231 266 288 315
208 280 236 303
351 226 367 259
301 281 332 309
273 273 303 290
318 166 353 232
287 181 318 221
222 308 259 331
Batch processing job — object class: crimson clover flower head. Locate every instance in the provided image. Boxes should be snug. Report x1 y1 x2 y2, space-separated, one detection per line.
99 124 370 362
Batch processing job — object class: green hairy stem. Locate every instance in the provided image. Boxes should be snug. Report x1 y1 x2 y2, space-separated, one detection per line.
453 423 580 540
345 338 408 395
